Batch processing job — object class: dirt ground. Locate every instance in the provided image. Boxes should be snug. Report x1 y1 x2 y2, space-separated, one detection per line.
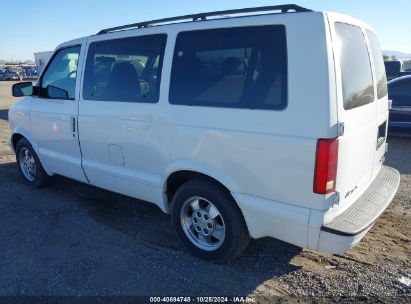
0 81 409 302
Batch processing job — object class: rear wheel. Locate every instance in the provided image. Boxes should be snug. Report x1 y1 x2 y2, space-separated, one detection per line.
16 138 50 187
171 179 249 263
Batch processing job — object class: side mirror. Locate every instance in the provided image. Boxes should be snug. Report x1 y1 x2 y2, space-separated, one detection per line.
12 82 33 97
47 85 69 99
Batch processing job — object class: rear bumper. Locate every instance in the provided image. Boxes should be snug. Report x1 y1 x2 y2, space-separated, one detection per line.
317 166 400 253
232 166 400 254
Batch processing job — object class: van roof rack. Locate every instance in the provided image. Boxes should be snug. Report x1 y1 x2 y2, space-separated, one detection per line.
97 4 312 35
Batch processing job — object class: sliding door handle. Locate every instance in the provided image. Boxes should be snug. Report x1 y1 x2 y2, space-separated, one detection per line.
71 117 76 136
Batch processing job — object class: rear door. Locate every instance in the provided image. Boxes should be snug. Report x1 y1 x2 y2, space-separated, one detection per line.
328 17 381 207
366 30 389 180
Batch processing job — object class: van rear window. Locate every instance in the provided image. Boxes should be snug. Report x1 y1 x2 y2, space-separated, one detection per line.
169 25 287 110
335 23 374 110
366 30 388 99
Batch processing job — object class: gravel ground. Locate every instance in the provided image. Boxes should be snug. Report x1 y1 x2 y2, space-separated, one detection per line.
0 81 410 303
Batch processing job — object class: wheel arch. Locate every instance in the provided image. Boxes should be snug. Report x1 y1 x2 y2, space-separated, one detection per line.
11 133 24 152
10 128 52 175
163 161 242 211
10 128 39 152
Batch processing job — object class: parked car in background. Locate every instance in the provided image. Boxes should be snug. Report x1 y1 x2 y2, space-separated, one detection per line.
388 75 411 136
9 4 400 262
4 71 20 81
23 67 38 78
384 61 411 80
0 69 6 80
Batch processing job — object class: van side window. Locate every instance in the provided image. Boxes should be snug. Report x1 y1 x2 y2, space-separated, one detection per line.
335 23 374 110
40 46 81 99
83 34 167 103
366 30 388 99
169 26 287 110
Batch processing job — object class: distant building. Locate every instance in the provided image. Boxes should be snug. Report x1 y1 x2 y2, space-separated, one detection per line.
34 51 53 74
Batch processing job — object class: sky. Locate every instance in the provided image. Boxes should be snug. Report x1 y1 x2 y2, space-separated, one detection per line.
0 0 410 61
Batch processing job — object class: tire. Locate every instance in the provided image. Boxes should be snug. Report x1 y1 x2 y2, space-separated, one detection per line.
16 138 50 187
171 178 250 263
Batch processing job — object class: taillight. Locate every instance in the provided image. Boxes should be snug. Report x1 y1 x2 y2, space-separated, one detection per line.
313 138 338 194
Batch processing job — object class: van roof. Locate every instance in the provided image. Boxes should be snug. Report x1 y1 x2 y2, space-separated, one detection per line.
57 6 375 51
97 4 312 35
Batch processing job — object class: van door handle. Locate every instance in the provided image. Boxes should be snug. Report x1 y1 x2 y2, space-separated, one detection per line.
71 117 76 136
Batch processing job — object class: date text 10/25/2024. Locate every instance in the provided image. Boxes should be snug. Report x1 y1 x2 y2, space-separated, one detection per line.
149 296 256 303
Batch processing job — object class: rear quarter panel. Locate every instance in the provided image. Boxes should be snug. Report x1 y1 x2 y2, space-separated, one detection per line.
161 12 337 210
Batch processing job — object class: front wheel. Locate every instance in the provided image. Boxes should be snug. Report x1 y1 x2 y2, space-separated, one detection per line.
16 138 50 187
171 179 249 263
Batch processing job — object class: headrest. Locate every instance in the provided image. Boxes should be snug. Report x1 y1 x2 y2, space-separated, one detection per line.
222 57 243 75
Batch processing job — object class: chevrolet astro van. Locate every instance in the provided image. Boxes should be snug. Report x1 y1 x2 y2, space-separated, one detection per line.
9 5 400 262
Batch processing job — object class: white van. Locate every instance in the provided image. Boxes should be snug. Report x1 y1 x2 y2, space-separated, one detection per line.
9 5 400 262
